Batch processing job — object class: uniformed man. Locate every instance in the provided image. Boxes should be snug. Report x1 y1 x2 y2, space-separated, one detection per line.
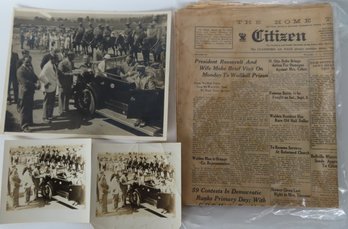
82 23 94 54
131 22 146 61
73 23 85 54
10 168 21 208
119 171 128 207
32 165 41 200
58 51 75 115
93 24 104 50
99 172 109 214
124 23 134 55
17 56 38 132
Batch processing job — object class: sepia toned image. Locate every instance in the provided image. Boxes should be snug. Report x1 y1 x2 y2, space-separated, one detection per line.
0 139 92 224
96 152 176 218
6 144 87 211
91 143 181 229
2 8 171 140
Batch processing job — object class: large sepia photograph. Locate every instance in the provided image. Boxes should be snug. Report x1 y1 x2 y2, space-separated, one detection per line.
91 143 181 229
0 139 92 224
1 8 171 140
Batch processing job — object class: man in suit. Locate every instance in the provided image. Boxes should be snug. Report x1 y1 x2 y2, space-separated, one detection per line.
58 51 75 116
39 54 59 123
17 56 38 132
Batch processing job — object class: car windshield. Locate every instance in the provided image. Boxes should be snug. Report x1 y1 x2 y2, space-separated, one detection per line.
104 56 126 71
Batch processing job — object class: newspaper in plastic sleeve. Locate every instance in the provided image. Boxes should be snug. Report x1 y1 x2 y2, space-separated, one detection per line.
176 3 338 207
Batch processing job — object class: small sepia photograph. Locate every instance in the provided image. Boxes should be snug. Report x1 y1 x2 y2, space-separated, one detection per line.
0 139 92 224
6 144 87 211
96 151 176 218
2 8 171 139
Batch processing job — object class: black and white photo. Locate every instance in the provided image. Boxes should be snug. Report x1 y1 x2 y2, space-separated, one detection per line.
1 8 171 140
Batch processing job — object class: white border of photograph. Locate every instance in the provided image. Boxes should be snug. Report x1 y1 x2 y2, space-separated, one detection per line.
0 8 172 141
0 138 92 224
91 141 181 229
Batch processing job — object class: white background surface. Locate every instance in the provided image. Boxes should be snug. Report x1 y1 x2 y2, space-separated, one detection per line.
0 0 347 228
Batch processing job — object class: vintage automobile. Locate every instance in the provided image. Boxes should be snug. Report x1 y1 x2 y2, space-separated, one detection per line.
40 170 84 206
72 56 165 136
127 179 175 214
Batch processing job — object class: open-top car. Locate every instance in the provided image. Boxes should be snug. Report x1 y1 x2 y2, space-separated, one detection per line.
72 56 165 136
127 177 175 214
40 169 84 207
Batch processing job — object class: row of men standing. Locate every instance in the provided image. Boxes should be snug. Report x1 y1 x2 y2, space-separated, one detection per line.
9 49 75 132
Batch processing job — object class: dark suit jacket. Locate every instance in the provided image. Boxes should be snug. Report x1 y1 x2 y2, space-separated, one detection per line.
16 65 37 99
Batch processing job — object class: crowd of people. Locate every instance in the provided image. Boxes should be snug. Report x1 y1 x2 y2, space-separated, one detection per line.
8 15 167 132
18 15 166 65
97 153 175 214
7 145 85 209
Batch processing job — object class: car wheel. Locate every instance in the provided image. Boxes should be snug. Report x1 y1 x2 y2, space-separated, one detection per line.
129 190 141 207
76 87 96 115
42 183 53 200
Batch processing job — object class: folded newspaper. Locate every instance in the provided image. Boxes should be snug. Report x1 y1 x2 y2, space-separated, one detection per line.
176 3 338 207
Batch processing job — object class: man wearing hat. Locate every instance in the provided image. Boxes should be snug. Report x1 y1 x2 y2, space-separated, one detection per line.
73 22 85 54
126 65 156 127
93 24 104 49
82 23 94 54
97 54 111 76
40 48 58 69
124 22 134 55
58 51 75 115
17 49 33 69
80 54 92 69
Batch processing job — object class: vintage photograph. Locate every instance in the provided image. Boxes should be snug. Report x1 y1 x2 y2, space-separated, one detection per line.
2 8 171 139
0 139 91 224
6 144 87 211
96 151 176 218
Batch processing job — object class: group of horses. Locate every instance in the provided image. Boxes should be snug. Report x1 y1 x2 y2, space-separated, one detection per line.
72 24 165 64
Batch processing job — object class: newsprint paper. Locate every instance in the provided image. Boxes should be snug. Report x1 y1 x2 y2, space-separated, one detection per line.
0 140 181 228
176 3 338 207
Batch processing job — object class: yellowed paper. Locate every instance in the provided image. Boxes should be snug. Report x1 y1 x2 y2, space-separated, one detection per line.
176 3 338 207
